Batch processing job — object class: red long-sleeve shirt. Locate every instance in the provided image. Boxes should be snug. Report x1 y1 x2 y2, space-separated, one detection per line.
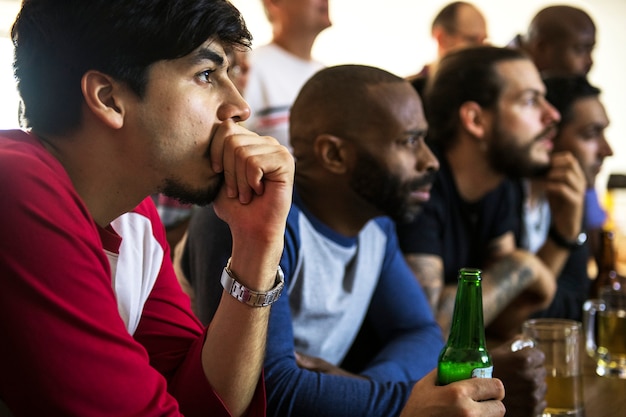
0 129 265 416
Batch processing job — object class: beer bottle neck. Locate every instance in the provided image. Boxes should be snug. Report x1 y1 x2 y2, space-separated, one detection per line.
592 229 620 297
599 230 617 273
447 270 487 349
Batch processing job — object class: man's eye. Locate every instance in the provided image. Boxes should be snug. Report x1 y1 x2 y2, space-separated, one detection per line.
524 96 539 106
197 69 215 83
401 134 424 147
573 45 591 54
582 128 603 140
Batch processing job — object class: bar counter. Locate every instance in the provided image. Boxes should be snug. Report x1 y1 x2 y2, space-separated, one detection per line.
582 351 626 417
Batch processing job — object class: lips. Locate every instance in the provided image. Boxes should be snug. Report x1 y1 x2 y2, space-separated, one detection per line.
540 127 557 144
539 137 554 151
535 128 556 153
409 184 433 203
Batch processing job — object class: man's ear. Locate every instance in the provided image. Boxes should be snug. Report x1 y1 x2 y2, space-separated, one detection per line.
459 101 487 139
81 70 125 129
263 0 280 16
313 134 351 174
432 27 451 50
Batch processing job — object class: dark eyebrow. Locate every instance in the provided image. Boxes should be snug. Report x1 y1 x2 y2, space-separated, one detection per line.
405 129 428 137
188 47 225 67
517 88 545 100
521 88 542 96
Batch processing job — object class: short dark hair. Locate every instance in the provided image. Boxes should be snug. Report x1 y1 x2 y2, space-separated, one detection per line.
12 0 251 135
543 76 601 125
424 45 528 148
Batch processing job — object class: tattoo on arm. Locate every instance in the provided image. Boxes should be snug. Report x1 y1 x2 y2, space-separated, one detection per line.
404 254 443 312
403 254 459 336
482 255 535 324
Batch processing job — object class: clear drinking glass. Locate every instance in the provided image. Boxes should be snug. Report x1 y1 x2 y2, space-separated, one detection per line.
522 318 584 417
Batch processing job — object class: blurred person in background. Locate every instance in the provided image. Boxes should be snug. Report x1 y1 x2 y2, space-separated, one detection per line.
509 5 605 268
514 76 612 300
244 0 331 151
407 1 488 96
398 46 585 347
509 5 595 78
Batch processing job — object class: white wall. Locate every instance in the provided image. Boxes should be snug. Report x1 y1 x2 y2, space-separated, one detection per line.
0 0 20 130
0 0 624 193
230 0 626 195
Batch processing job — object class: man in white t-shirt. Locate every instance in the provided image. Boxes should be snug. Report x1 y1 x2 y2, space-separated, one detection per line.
245 0 331 150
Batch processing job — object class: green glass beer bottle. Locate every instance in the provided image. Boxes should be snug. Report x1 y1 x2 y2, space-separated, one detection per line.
437 267 493 385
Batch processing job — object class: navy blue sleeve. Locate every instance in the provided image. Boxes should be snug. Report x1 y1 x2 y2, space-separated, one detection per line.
359 218 444 382
264 216 423 417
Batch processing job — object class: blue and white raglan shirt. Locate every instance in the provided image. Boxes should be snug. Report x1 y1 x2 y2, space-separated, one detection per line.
181 191 444 417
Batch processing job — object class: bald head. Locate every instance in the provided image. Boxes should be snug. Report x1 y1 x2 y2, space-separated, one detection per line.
524 5 596 75
528 6 595 43
432 2 488 58
290 65 414 159
289 64 437 225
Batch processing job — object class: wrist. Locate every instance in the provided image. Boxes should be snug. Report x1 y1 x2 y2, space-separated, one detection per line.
221 257 284 307
548 226 587 250
229 241 284 288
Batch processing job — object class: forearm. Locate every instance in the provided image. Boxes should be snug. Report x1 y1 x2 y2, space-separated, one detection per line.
480 251 555 326
486 295 544 342
435 286 456 337
404 253 442 311
203 295 269 416
266 363 411 416
535 237 571 280
202 249 282 416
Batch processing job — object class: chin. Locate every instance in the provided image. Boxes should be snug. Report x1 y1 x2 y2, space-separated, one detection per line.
535 165 552 178
395 207 423 224
162 176 223 207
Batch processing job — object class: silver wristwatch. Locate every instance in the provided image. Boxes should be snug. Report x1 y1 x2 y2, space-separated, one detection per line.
220 258 285 307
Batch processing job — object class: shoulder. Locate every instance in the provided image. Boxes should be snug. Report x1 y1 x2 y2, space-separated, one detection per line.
373 216 396 236
1 130 65 183
1 130 91 224
131 197 162 222
113 197 168 253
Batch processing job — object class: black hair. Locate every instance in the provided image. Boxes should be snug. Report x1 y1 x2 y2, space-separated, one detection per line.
424 45 528 148
12 0 251 135
543 75 601 125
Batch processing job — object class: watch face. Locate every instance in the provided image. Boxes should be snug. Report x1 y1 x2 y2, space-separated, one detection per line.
577 232 588 246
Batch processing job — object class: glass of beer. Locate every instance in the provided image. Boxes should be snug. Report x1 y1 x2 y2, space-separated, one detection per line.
522 319 584 417
583 283 626 379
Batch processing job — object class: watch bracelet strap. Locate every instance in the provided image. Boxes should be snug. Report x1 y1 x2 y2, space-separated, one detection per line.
220 258 285 307
548 225 585 250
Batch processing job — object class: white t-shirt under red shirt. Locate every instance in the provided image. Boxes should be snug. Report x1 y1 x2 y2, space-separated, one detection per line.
0 129 265 416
